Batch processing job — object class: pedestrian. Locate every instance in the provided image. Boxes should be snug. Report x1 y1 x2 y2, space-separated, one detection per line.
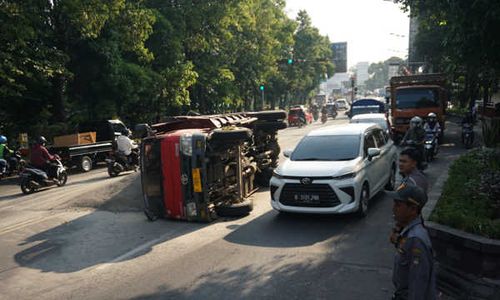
398 148 428 196
389 184 436 300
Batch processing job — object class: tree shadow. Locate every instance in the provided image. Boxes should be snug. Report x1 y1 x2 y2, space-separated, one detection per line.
129 250 393 300
13 175 210 273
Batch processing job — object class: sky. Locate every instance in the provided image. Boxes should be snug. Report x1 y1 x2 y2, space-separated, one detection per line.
285 0 410 68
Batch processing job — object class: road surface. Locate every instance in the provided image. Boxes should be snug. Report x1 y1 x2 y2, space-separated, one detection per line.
0 113 466 299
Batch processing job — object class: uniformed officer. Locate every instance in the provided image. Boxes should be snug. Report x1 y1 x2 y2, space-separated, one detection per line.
398 148 428 196
389 184 436 300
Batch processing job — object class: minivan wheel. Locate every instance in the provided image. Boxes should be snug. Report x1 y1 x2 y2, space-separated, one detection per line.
356 184 369 217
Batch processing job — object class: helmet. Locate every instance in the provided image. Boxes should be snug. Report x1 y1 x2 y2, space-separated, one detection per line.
0 135 6 144
427 112 437 123
37 136 47 145
410 116 423 129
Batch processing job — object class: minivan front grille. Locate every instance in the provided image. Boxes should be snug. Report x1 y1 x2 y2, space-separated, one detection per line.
279 183 340 207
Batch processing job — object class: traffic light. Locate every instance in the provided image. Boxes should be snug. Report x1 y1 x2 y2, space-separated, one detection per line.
259 85 265 91
287 58 293 65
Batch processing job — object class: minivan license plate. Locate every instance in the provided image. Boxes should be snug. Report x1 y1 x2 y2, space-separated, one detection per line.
294 194 320 203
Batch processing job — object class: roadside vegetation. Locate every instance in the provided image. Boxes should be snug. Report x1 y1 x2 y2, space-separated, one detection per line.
431 148 500 239
0 1 334 140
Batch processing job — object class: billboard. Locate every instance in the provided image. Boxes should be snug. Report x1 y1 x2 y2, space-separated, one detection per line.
331 42 348 73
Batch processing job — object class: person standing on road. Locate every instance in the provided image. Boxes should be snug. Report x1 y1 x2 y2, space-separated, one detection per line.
389 184 436 300
398 148 428 195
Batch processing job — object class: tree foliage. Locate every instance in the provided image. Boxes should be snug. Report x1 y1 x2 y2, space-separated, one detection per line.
0 0 334 139
364 57 405 91
394 0 500 107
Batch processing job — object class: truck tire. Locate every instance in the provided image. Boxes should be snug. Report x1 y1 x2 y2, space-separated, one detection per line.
246 111 287 121
215 199 253 217
254 121 287 131
80 156 93 172
209 128 252 143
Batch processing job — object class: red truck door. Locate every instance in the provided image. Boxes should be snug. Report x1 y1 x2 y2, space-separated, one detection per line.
161 135 185 219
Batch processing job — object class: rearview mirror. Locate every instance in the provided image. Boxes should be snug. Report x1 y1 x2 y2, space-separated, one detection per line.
283 149 293 158
367 148 381 161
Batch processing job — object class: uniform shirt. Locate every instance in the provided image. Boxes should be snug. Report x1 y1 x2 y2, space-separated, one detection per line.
393 218 436 300
30 144 55 168
116 135 137 156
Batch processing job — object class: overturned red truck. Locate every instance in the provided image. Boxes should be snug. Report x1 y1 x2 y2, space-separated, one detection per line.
139 111 287 222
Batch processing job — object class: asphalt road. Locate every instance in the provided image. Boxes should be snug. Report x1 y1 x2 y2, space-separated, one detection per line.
0 113 466 300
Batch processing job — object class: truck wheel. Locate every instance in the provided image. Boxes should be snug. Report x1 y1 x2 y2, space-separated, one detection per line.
80 156 93 172
209 128 252 143
215 199 253 217
254 121 287 131
255 168 273 187
246 111 287 121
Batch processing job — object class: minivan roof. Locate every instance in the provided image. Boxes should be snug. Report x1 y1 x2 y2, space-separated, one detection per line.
308 123 379 136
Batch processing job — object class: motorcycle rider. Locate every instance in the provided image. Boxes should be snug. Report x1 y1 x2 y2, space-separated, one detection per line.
423 112 441 138
30 136 59 179
321 105 328 121
0 135 15 174
116 129 138 166
401 116 426 169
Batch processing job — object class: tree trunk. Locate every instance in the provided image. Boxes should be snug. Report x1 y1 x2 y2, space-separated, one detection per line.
51 75 66 122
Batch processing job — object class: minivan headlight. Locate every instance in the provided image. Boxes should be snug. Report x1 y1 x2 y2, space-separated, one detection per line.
332 172 357 180
272 170 283 179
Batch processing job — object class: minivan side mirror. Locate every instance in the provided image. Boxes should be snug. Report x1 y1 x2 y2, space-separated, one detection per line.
367 148 381 161
283 149 293 158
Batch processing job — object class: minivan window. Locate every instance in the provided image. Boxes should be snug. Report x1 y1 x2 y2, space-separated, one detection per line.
363 134 376 157
374 130 386 147
291 135 360 161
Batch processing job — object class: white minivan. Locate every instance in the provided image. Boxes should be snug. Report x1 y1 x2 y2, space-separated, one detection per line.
270 123 397 217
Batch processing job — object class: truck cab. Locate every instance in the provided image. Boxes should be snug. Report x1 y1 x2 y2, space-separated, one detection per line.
390 74 448 141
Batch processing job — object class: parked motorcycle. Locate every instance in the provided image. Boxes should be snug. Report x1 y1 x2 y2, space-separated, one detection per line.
19 158 67 194
0 151 26 180
423 132 439 162
462 123 474 149
106 149 139 177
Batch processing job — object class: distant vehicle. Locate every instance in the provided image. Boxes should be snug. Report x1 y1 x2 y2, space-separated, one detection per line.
49 120 130 172
314 94 327 107
288 106 313 127
325 103 338 118
390 73 448 141
270 123 398 217
350 113 391 137
348 98 386 118
335 99 349 110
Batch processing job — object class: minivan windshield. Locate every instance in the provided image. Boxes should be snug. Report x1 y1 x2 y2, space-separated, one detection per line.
291 135 360 161
351 118 388 130
396 88 439 109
